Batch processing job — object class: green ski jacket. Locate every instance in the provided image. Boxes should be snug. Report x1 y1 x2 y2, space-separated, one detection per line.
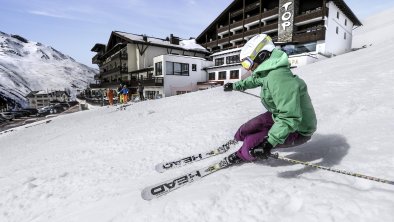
234 49 317 146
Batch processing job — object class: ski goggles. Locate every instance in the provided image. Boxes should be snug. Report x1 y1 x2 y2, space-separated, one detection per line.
241 57 254 70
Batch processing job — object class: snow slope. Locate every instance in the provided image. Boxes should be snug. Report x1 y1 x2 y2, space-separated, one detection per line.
0 32 97 107
1 9 394 222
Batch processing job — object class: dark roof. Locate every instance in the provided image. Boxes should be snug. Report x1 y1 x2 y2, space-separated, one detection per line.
26 91 40 98
91 43 106 52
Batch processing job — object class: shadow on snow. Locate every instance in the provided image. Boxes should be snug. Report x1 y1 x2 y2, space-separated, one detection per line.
262 134 350 178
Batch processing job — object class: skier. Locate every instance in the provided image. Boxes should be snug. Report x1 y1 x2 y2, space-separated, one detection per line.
223 34 317 164
106 88 114 106
117 84 123 105
137 82 144 101
122 85 129 104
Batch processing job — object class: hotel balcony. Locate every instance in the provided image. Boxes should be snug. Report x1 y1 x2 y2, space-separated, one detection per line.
217 7 279 35
93 77 164 89
206 22 278 49
294 8 325 26
230 2 261 18
92 53 103 64
293 28 326 43
111 52 128 61
100 66 129 77
141 77 164 87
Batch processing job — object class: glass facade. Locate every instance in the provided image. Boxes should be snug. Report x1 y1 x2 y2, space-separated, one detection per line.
281 42 317 56
166 62 189 76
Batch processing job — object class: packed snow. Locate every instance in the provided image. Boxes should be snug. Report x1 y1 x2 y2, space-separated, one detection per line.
1 8 394 222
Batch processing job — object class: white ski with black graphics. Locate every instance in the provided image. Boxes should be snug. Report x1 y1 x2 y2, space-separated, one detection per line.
142 155 237 200
154 139 238 173
116 103 132 111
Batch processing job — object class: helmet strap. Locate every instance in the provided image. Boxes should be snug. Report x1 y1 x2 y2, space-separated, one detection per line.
253 50 271 65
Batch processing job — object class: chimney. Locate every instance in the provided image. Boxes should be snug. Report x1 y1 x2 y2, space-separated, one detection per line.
142 35 148 42
169 34 180 45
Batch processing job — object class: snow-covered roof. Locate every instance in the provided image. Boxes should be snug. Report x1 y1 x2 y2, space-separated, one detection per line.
160 54 208 61
35 91 49 95
114 31 208 53
210 48 241 57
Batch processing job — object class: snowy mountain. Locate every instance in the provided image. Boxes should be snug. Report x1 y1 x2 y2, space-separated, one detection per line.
0 31 97 107
1 8 394 222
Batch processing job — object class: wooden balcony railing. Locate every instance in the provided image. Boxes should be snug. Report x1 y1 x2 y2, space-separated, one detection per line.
92 54 103 64
100 66 128 76
218 7 279 34
90 77 164 89
294 9 325 24
207 22 279 47
292 29 325 43
231 2 261 18
142 77 164 86
112 53 128 61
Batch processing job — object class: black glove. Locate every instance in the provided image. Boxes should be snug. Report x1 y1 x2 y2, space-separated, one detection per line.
250 138 273 159
223 83 233 91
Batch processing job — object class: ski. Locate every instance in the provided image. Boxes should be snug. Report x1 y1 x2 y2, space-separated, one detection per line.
116 103 132 111
155 139 238 173
142 154 239 200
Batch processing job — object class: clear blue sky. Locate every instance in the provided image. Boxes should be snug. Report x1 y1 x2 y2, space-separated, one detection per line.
1 0 393 68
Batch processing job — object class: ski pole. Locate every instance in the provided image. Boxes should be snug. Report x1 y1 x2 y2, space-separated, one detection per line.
239 90 260 98
269 153 394 185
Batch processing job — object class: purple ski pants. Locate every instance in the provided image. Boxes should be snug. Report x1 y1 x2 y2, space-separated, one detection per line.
235 112 311 161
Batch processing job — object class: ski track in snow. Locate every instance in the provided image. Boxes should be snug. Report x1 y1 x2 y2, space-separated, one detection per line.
0 84 393 222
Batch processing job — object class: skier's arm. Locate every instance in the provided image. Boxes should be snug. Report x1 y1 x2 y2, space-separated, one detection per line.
266 78 302 147
233 75 262 91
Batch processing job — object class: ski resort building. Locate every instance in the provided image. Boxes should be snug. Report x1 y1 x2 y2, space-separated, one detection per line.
197 48 248 89
196 0 362 68
90 32 212 99
152 54 213 96
26 90 71 109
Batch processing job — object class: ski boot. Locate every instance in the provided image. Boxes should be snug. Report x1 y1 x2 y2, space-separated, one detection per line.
225 152 243 165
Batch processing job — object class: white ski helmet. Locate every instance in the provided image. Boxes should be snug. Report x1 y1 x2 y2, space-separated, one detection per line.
240 34 275 70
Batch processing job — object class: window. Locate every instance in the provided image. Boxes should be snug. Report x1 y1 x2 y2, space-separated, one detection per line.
344 32 346 40
176 91 190 95
230 70 239 79
215 58 224 66
166 62 189 76
155 62 162 75
208 72 215 80
345 19 347 26
337 11 339 19
336 27 339 34
218 71 226 80
226 55 240 64
166 61 173 74
174 63 182 75
192 64 197 71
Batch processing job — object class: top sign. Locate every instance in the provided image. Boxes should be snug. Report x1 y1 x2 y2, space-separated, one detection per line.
278 0 296 42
